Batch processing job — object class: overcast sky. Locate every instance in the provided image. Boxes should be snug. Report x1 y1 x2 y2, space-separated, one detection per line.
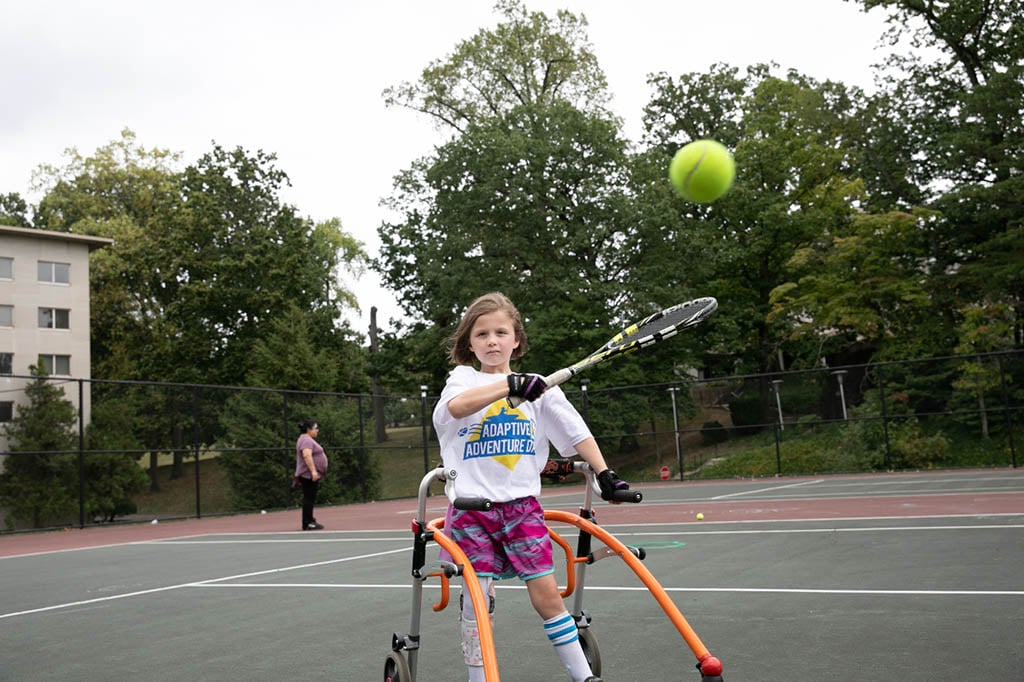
1 0 894 333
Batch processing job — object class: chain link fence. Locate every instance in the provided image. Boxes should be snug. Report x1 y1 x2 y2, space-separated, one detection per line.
1 350 1020 531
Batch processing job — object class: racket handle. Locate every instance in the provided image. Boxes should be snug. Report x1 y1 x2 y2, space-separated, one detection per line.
506 368 575 408
608 489 643 504
453 497 493 511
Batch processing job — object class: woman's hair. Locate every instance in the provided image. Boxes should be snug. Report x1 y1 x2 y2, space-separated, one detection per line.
297 419 318 433
445 292 527 366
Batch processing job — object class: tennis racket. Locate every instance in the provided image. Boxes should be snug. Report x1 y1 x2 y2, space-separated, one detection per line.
508 296 718 406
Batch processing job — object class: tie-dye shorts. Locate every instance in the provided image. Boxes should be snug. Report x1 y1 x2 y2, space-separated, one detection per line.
449 496 554 581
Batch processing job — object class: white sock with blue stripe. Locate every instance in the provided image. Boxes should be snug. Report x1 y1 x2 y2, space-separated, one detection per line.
543 611 593 681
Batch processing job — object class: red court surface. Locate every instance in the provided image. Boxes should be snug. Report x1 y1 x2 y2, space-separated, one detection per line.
3 469 1022 558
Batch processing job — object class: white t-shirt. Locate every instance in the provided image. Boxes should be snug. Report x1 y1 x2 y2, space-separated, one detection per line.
432 365 592 503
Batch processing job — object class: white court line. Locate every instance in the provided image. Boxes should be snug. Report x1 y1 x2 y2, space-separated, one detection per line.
591 512 1024 529
617 523 1024 535
188 583 1024 597
710 479 823 500
0 546 409 621
719 487 1024 500
158 538 406 545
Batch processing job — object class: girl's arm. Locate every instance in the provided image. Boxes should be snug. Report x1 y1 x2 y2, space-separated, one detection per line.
445 377 510 419
571 436 610 474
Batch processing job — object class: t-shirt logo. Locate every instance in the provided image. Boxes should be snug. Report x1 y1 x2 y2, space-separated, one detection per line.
458 403 536 470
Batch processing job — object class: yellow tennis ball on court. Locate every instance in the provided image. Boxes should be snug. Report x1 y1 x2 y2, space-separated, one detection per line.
696 512 704 521
669 139 735 203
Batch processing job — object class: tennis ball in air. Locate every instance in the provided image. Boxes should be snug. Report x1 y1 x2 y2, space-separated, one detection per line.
696 512 704 521
669 140 735 203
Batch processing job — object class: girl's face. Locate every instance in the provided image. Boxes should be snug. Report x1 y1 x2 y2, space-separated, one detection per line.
468 310 520 373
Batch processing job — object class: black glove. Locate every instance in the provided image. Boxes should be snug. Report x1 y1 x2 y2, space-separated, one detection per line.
596 469 630 501
507 373 547 402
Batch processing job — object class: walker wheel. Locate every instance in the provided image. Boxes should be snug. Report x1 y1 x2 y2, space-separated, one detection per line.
383 651 412 682
578 627 602 677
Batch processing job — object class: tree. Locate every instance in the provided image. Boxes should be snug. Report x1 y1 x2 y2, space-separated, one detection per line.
854 0 1024 343
30 129 183 381
769 208 954 360
379 101 635 384
31 131 370 488
147 145 367 387
0 192 31 227
219 304 379 510
377 3 646 394
639 66 868 371
383 0 611 133
0 364 79 527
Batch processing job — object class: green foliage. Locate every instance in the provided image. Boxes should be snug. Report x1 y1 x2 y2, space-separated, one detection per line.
83 396 148 521
218 306 380 510
700 421 729 446
31 130 368 390
0 365 148 528
727 385 767 431
378 99 635 391
0 192 31 227
0 365 80 527
383 0 610 132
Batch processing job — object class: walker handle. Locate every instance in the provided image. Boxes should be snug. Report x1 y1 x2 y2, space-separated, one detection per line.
453 497 493 511
607 489 643 504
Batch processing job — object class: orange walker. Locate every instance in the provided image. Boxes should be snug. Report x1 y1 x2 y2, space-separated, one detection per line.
385 462 724 681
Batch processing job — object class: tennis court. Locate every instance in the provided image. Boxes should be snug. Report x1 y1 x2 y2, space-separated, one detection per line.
2 469 1022 681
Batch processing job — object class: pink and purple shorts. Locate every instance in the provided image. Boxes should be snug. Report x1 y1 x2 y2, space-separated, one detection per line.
449 496 553 581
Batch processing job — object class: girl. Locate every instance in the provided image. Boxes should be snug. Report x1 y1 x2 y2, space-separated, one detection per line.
432 292 628 682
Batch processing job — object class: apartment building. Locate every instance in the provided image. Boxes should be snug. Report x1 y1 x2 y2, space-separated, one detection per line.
0 224 114 453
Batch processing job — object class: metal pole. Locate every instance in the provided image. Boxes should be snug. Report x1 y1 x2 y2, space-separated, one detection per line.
78 379 85 529
668 387 683 480
832 370 849 420
877 371 891 469
193 387 201 518
997 355 1017 468
771 379 784 431
357 394 367 498
579 378 590 421
420 385 430 478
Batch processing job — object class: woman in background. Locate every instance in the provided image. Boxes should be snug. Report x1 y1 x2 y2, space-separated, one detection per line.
295 419 327 530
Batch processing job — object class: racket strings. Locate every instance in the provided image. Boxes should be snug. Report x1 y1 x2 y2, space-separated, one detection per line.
617 298 717 348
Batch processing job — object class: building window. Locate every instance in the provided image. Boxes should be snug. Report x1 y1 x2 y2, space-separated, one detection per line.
0 353 11 374
37 260 70 284
38 307 70 329
0 401 12 422
0 257 11 279
0 305 11 327
38 354 71 376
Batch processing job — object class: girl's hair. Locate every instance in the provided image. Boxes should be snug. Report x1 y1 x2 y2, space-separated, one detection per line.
297 419 318 433
445 292 527 365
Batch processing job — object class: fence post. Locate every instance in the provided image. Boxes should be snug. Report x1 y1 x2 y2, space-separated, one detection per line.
997 355 1018 468
420 385 430 479
668 386 683 481
771 379 784 430
877 371 892 469
580 378 590 420
774 422 782 476
78 379 85 529
832 370 849 420
283 392 291 501
193 387 201 518
357 394 368 499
